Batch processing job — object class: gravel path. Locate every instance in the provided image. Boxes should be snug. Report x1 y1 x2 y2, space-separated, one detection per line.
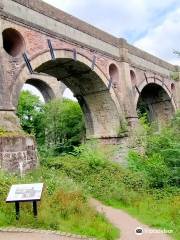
91 199 172 240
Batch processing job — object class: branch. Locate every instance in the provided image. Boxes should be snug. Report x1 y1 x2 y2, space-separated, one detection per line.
173 50 180 56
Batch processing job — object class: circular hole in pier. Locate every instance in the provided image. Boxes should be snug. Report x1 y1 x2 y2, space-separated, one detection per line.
2 28 25 57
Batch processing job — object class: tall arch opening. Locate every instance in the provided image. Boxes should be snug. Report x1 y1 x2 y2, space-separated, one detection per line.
24 79 55 102
32 56 121 139
137 83 174 126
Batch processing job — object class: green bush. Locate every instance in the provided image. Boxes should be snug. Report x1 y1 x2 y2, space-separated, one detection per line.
128 151 171 188
144 153 171 188
39 142 179 239
128 112 180 188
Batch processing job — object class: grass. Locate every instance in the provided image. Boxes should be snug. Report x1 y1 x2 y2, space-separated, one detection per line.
106 190 180 240
0 169 119 240
0 139 179 240
39 142 180 240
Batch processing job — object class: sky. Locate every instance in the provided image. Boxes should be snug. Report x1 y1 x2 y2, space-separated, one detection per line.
24 0 180 100
43 0 180 64
23 84 76 102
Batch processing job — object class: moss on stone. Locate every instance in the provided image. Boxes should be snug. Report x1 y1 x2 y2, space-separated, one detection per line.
117 121 128 137
0 127 30 137
170 72 180 81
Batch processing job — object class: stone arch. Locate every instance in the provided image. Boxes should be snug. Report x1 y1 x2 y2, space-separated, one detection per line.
25 78 55 102
135 77 176 109
12 49 124 139
136 77 176 124
24 74 65 102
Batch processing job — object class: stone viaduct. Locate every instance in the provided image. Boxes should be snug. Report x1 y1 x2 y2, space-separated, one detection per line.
0 0 180 171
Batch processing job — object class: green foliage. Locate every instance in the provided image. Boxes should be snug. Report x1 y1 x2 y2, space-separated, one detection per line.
73 141 107 170
117 120 128 137
128 112 180 187
41 142 147 203
17 90 43 134
17 92 85 152
0 169 119 240
170 72 180 81
0 127 26 137
128 151 171 188
144 154 171 188
0 127 6 135
42 99 85 153
39 142 180 239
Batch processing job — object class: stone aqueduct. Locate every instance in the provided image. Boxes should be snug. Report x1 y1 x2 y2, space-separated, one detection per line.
0 0 180 171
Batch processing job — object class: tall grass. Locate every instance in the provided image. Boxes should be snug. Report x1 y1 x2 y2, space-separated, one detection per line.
1 113 180 239
40 137 180 240
0 170 119 240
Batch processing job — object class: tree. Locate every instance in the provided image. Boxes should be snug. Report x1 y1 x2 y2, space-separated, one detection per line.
17 90 43 134
17 91 85 153
43 99 85 153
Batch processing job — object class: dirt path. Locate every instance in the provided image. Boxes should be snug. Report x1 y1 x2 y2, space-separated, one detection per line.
91 199 172 240
0 200 173 240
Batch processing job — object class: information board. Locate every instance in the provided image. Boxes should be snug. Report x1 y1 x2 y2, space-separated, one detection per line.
6 183 43 202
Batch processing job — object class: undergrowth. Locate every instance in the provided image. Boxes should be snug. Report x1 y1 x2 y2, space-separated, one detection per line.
0 113 180 239
0 170 119 240
40 140 179 239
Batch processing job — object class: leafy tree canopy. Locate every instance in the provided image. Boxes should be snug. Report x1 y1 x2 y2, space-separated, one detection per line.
17 90 43 134
17 91 85 153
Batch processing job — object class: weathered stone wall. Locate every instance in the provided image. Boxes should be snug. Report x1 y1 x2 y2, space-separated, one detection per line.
0 136 38 172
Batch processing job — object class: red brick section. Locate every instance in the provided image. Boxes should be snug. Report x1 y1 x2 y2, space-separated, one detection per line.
1 16 120 112
4 21 114 96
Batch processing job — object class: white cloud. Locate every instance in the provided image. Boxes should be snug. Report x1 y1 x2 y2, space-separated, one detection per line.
23 84 44 102
26 1 180 99
134 8 180 64
63 88 77 101
43 0 179 41
23 84 77 102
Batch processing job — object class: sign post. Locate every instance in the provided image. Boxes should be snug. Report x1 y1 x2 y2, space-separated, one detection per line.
33 201 38 217
6 183 43 219
15 202 20 220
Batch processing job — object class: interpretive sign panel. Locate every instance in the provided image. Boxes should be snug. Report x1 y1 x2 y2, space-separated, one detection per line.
6 183 43 202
